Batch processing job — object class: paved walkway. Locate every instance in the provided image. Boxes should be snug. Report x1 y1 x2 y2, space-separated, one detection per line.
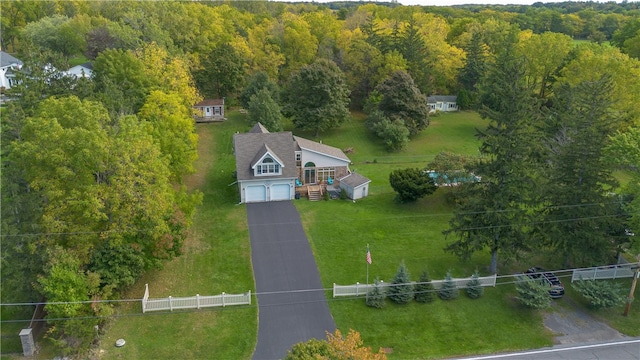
247 201 336 360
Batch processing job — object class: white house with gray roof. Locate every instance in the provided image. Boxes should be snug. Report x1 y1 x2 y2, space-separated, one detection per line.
427 95 458 113
233 123 358 203
1 51 23 90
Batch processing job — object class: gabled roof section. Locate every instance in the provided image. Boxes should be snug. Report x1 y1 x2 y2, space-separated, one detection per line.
194 99 224 107
427 95 457 103
339 172 371 188
248 122 270 134
233 131 297 181
294 136 350 162
250 144 285 169
0 51 23 68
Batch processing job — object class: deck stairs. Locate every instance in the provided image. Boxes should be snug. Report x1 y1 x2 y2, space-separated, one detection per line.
307 186 323 201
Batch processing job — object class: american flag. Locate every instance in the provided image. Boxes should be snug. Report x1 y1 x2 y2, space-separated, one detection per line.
366 246 372 265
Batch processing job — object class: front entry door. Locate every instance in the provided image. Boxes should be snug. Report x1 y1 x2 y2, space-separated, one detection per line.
304 168 316 184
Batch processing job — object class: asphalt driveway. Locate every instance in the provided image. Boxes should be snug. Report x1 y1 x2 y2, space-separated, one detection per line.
247 201 336 360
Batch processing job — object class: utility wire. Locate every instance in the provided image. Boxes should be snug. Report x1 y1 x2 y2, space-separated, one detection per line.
2 263 637 316
2 201 633 238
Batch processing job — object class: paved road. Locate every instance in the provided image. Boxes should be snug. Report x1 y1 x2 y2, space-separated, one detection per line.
247 201 336 360
454 339 640 360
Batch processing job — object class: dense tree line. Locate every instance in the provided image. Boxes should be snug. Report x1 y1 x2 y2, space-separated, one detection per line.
1 0 639 352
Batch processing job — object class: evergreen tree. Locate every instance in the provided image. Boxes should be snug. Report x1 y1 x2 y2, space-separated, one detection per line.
438 270 459 300
444 30 542 274
366 277 386 309
458 31 486 108
387 262 414 304
466 270 484 299
389 168 437 202
414 269 436 303
540 76 625 266
572 279 627 309
516 276 551 309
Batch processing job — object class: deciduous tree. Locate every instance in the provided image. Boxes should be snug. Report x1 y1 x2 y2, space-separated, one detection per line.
282 59 350 136
374 71 429 137
247 88 283 132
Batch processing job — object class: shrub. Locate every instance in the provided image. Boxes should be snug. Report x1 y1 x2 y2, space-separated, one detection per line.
438 270 459 300
515 276 551 309
366 278 386 309
572 279 627 309
466 270 484 299
389 168 437 203
414 269 436 303
387 262 413 304
340 188 348 200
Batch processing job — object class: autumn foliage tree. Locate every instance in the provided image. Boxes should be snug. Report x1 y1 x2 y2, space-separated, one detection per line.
285 329 387 360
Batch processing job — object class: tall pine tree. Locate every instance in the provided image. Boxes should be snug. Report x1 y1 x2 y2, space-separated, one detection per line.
444 30 542 274
540 75 625 266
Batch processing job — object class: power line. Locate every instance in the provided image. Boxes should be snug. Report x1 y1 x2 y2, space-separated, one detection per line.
1 200 632 238
2 263 636 320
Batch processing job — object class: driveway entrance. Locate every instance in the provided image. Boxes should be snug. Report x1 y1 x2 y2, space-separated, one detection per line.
247 201 336 360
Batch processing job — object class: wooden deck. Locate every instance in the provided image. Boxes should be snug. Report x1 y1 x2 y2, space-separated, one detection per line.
194 116 226 123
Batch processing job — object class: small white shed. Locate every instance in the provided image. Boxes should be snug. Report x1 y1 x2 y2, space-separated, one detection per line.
339 172 371 200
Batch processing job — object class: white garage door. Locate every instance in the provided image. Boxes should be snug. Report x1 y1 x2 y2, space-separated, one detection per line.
270 184 291 201
245 185 266 203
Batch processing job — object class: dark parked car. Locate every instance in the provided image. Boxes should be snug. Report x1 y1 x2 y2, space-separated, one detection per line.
525 267 565 299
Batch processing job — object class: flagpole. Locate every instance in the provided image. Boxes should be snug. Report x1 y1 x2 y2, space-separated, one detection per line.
366 244 370 286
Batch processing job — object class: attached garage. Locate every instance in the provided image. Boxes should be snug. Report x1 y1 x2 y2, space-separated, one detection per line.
245 185 267 203
270 184 291 201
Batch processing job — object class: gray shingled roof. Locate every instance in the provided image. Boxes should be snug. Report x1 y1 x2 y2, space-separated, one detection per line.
248 123 270 134
233 132 297 181
293 136 350 162
339 172 371 188
194 99 224 107
0 51 23 68
427 95 457 103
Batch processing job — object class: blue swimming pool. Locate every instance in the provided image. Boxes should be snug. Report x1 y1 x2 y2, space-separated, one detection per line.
425 170 480 186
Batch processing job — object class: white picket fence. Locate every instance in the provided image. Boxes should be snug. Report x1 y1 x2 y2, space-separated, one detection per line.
142 284 251 313
571 263 639 282
333 274 497 297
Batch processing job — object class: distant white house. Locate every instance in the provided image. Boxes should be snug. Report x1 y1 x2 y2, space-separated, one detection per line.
427 95 458 113
66 62 93 79
0 51 23 90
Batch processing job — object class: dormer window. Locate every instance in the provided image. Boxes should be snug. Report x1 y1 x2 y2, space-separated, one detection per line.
256 157 281 175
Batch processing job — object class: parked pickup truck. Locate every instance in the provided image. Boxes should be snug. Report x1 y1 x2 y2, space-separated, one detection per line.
525 267 565 299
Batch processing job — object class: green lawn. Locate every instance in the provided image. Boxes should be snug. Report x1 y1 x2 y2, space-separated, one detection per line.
21 110 634 359
294 112 559 358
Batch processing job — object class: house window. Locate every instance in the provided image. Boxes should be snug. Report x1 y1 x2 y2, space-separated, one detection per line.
430 104 436 110
256 157 281 175
215 106 220 115
295 152 302 166
317 168 335 182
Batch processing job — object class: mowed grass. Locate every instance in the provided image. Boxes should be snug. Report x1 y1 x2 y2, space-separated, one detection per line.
97 113 256 359
294 112 556 358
